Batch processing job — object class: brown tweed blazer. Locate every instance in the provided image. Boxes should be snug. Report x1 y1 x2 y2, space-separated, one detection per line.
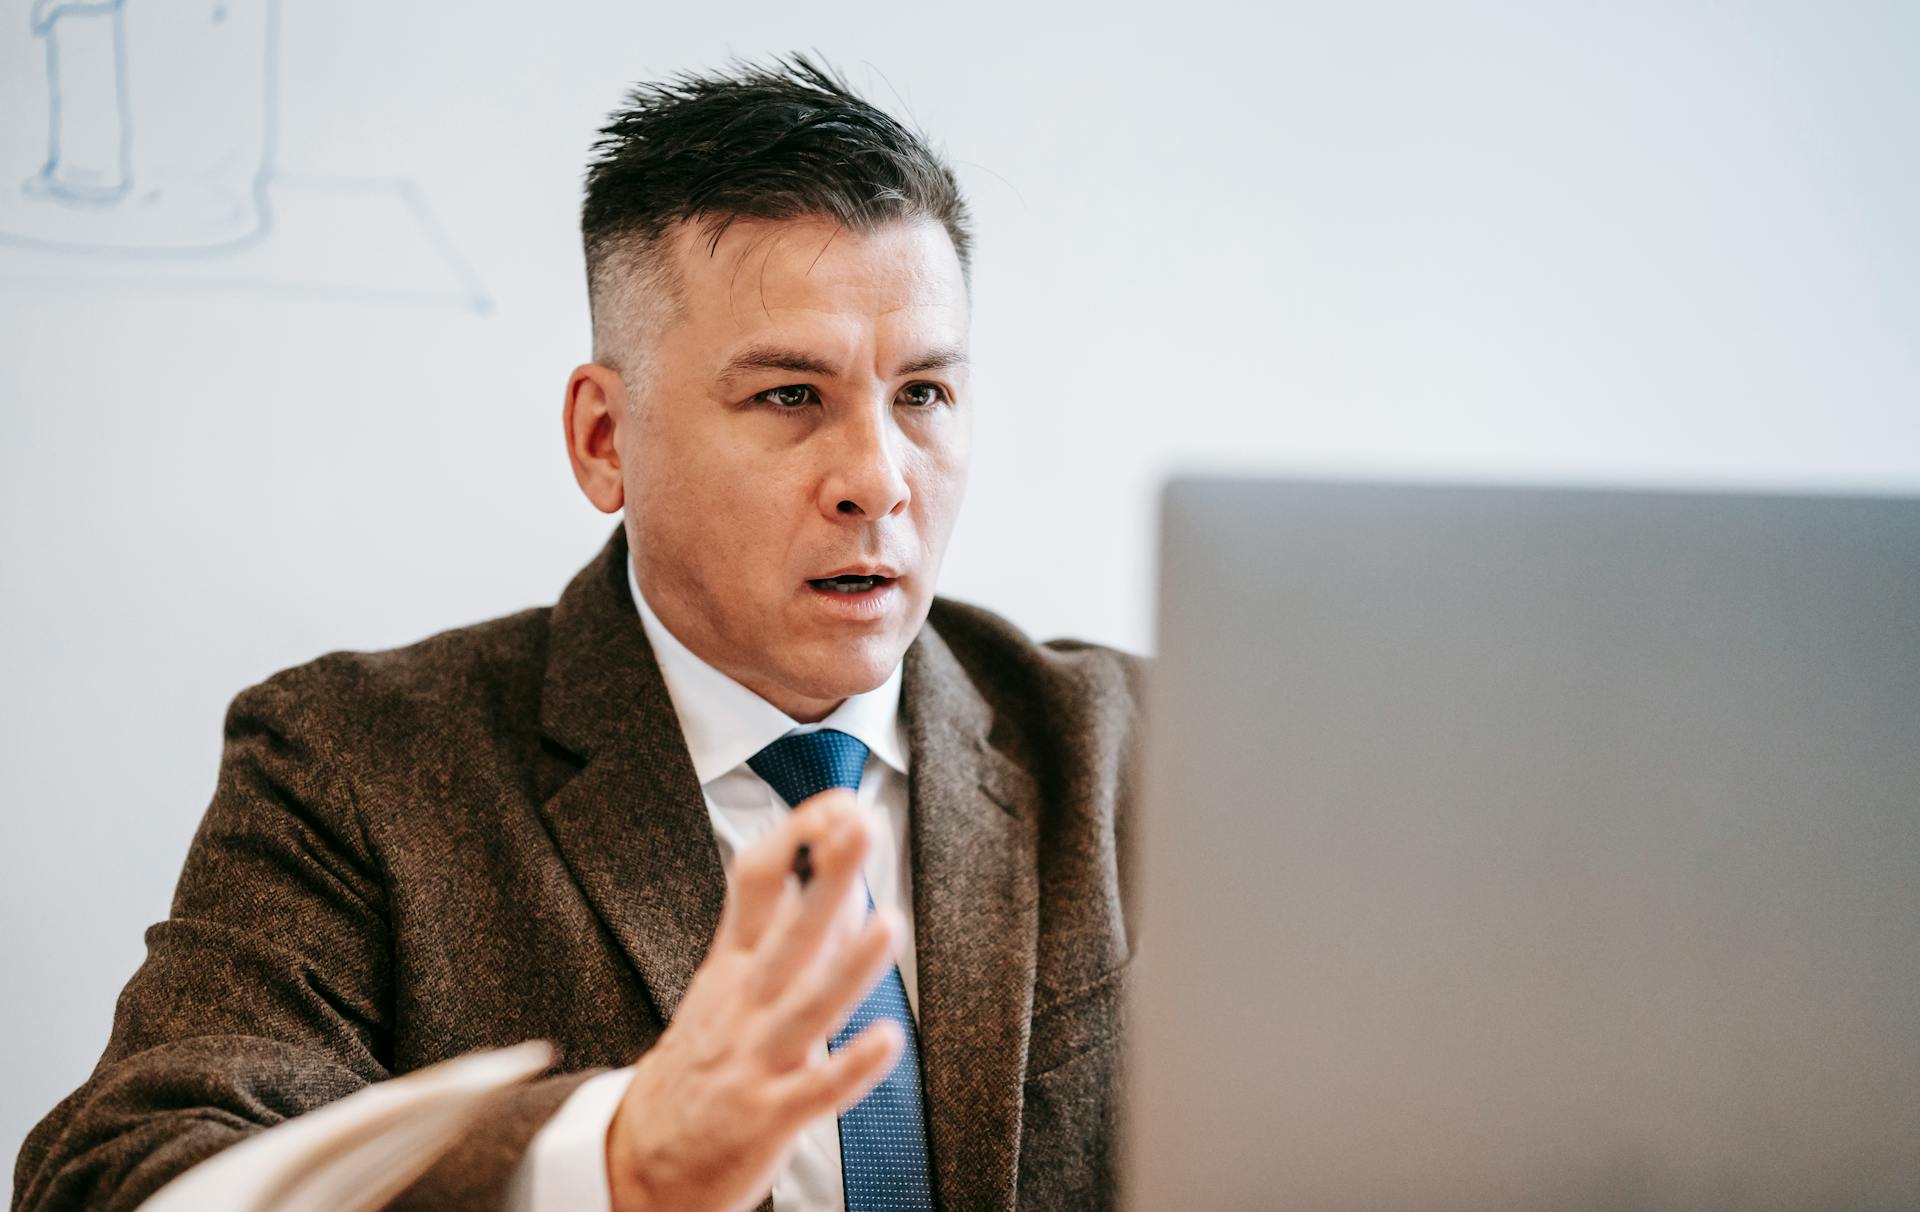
13 527 1142 1212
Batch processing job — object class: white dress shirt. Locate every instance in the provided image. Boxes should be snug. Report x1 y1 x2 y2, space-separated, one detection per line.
506 556 919 1212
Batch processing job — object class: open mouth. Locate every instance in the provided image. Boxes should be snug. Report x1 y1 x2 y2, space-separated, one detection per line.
806 574 896 594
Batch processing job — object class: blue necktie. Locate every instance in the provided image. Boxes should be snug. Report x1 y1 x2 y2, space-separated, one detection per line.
747 729 937 1212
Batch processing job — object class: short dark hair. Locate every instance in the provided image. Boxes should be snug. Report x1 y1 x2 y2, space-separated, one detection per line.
581 52 973 382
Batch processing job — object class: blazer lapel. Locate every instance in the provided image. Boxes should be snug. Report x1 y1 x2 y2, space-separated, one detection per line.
906 623 1041 1212
536 527 726 1027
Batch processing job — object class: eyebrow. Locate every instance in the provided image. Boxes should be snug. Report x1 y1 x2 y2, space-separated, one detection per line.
715 342 969 385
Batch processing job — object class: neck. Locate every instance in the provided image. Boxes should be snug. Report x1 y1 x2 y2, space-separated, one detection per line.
752 687 845 725
629 561 851 724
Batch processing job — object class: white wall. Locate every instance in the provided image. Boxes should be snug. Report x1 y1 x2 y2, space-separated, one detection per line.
3 0 1916 1167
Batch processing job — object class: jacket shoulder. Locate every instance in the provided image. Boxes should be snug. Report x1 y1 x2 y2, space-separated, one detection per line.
226 604 554 765
925 595 1144 695
924 595 1148 740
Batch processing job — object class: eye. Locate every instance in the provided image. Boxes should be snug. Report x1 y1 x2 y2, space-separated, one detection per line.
755 384 818 411
899 382 950 408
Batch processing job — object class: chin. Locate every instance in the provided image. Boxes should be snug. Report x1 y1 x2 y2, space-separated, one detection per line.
792 634 907 698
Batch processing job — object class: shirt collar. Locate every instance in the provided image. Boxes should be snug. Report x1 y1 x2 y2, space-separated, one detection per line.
626 554 909 786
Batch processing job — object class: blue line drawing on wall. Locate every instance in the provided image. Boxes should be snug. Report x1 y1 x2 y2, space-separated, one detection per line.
19 0 270 250
29 0 135 209
0 0 492 313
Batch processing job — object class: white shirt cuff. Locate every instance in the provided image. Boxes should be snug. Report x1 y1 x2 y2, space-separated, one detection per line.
506 1066 638 1212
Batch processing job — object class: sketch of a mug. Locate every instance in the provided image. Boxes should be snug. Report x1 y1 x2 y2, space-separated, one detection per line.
18 0 277 252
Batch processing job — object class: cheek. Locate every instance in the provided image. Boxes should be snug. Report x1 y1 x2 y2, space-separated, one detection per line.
628 423 767 579
637 408 769 507
907 433 970 527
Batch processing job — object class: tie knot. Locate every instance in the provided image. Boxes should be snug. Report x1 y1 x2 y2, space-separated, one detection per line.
748 728 870 807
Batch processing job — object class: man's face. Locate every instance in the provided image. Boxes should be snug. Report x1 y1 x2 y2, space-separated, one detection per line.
615 215 972 721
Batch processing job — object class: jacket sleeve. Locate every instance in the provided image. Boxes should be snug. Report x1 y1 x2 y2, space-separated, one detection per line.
10 670 595 1212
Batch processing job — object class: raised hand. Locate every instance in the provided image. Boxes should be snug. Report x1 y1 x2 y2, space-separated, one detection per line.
605 790 906 1212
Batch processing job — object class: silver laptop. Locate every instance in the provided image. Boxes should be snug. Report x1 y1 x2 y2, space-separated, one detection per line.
1125 476 1920 1211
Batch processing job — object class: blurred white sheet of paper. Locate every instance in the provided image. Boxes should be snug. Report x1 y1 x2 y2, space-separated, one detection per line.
135 1040 555 1212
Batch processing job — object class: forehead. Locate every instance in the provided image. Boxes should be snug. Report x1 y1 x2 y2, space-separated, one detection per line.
661 214 970 354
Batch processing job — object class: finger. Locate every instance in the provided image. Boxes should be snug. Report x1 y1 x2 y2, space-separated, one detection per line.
749 797 869 994
775 1017 907 1124
750 794 874 994
717 800 846 951
767 908 902 1059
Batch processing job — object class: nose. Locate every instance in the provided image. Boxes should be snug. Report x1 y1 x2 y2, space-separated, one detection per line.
819 401 910 521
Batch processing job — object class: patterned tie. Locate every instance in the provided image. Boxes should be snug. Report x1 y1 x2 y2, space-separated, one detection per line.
747 729 938 1212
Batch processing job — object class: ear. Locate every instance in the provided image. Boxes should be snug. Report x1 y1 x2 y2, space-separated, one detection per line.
563 363 628 514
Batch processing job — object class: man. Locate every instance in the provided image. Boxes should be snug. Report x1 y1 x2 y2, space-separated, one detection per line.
12 54 1140 1212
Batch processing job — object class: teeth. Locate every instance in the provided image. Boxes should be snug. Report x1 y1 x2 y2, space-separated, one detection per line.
816 575 881 592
